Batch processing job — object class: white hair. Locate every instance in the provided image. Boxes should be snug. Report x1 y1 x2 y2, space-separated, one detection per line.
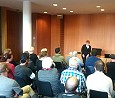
69 52 73 55
29 46 34 53
72 51 77 57
69 57 78 67
42 57 53 68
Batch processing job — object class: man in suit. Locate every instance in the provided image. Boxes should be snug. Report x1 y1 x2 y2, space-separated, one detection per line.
81 40 91 67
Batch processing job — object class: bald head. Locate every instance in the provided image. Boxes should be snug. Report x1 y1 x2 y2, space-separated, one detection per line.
65 76 79 93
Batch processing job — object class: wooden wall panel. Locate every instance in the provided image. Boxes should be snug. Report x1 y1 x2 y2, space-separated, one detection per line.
51 15 61 56
64 14 115 56
32 13 37 54
7 10 22 61
64 15 80 54
1 7 7 54
35 14 51 55
60 18 64 55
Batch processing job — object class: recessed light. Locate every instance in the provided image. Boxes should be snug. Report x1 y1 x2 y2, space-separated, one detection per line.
70 11 73 12
44 12 47 13
63 8 66 10
53 4 58 6
101 9 104 11
96 5 101 8
57 15 63 17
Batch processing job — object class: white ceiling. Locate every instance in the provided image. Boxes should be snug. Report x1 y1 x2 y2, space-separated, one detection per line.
0 0 115 15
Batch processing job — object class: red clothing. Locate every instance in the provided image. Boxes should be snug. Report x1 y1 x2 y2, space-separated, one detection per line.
7 63 15 79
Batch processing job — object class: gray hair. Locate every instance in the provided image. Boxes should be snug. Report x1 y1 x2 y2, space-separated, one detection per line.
72 51 77 57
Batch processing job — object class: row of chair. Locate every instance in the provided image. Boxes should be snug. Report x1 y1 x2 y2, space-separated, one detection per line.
14 75 108 98
0 89 108 98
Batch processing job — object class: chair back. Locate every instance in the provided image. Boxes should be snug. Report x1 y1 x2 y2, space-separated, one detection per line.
0 96 6 98
54 62 66 78
36 59 42 71
60 83 65 93
15 76 27 87
107 63 115 81
90 90 108 98
37 80 53 97
54 62 63 69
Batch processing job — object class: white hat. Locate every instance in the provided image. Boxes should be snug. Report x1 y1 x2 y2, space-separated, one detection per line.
42 57 53 68
41 48 47 52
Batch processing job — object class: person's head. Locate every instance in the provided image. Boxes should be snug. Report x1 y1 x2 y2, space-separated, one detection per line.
69 52 73 56
110 54 115 62
91 49 97 56
3 48 12 55
29 46 34 54
0 53 12 62
24 51 29 54
69 57 78 68
0 62 9 76
41 48 47 53
55 47 60 54
4 53 12 62
94 60 105 72
42 57 53 69
72 51 77 57
39 51 48 58
86 40 90 45
20 53 29 64
65 76 79 93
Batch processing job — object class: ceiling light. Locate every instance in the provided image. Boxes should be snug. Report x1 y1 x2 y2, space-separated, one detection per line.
70 11 73 12
101 9 105 11
62 8 66 10
53 4 58 6
57 15 63 17
96 5 101 8
44 12 47 13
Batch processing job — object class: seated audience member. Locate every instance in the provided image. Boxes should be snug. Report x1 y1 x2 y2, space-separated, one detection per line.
15 53 35 86
60 57 86 94
106 54 115 83
28 46 38 66
0 62 37 98
24 51 36 73
52 47 67 65
86 60 115 98
36 48 48 71
38 57 61 96
0 53 15 79
85 49 101 75
65 52 73 65
3 48 18 66
56 76 82 98
72 51 84 72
